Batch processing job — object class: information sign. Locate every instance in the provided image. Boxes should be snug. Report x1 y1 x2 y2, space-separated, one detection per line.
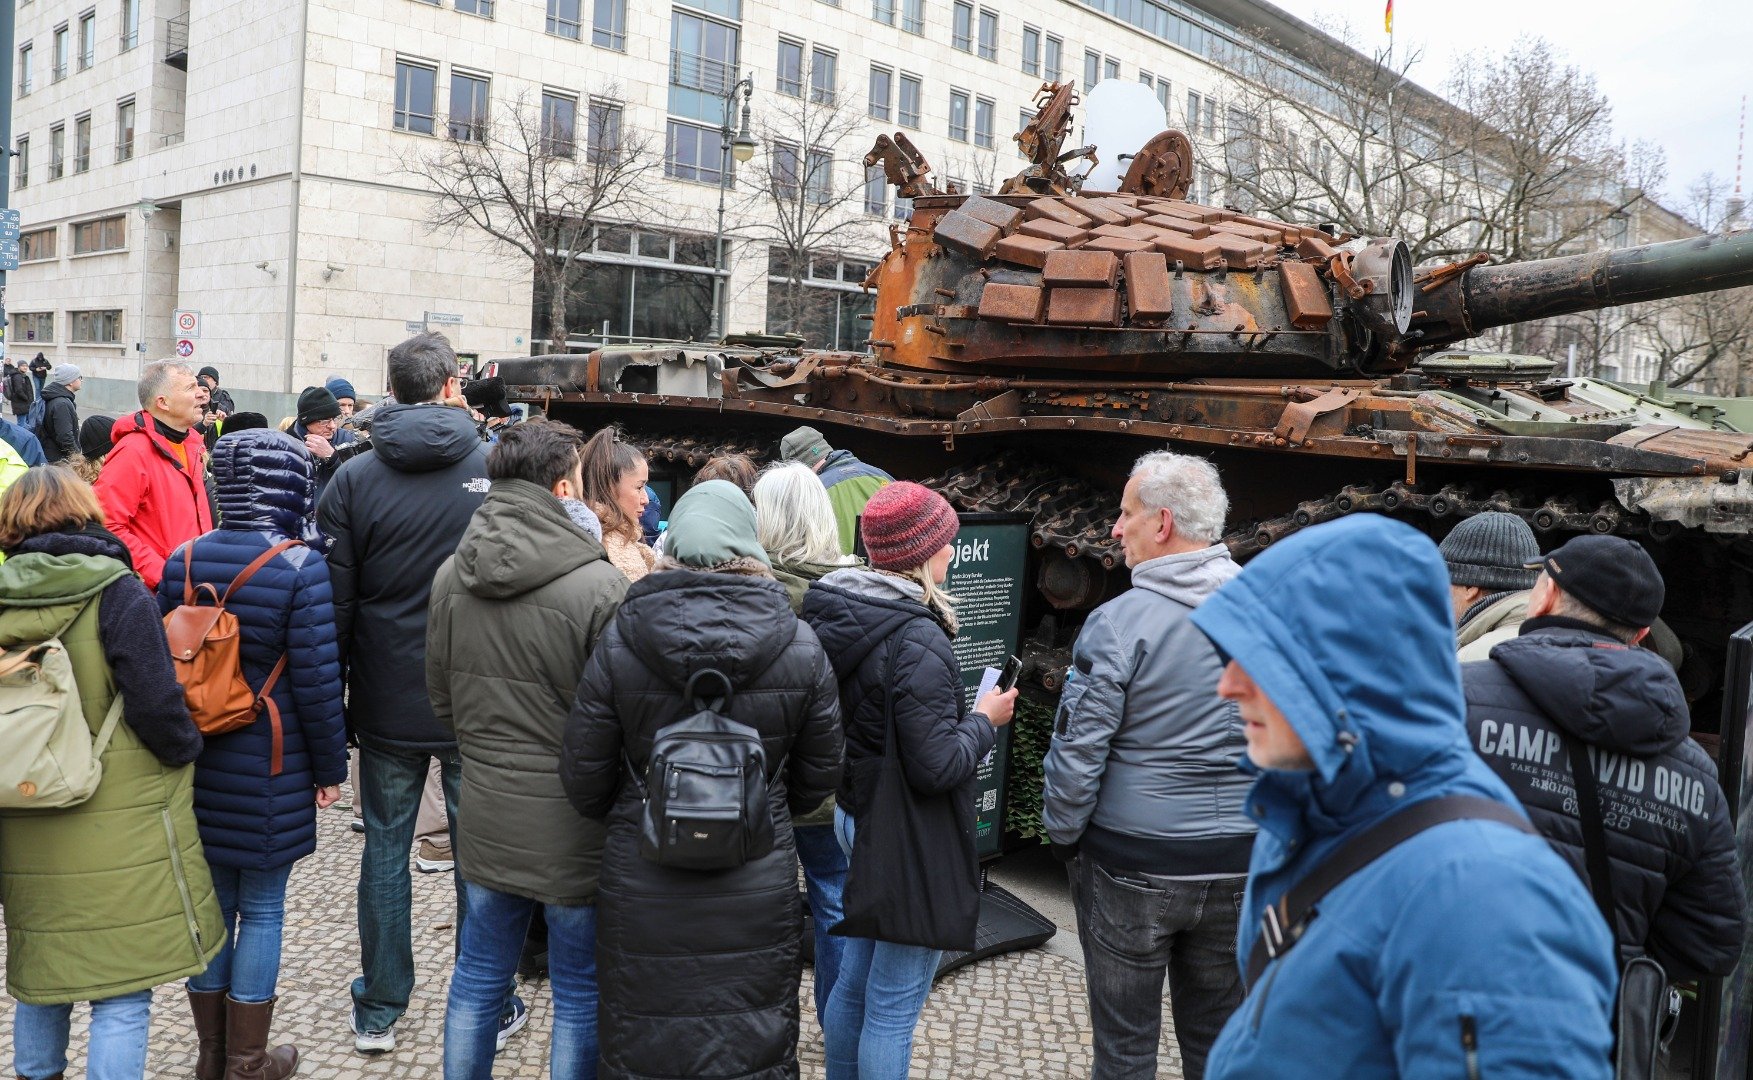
174 309 201 338
941 512 1032 859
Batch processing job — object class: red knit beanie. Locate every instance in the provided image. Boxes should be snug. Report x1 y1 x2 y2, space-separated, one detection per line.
861 482 959 571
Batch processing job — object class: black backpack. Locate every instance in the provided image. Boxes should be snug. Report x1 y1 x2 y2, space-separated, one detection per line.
627 668 778 871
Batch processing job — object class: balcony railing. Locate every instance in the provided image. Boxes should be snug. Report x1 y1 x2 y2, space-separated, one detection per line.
165 12 189 69
669 50 737 96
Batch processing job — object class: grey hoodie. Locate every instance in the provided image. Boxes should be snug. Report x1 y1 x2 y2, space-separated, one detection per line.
1041 544 1256 874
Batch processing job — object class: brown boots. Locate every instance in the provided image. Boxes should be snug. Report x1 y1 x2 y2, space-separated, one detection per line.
190 990 299 1080
222 996 299 1080
188 989 228 1080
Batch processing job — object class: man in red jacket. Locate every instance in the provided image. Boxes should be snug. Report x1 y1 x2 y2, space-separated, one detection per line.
94 360 213 589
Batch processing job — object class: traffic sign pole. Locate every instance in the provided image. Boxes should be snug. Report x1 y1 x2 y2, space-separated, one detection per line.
1 0 17 336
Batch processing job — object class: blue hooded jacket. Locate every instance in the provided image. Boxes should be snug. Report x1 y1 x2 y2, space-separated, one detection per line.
159 429 349 870
1189 515 1616 1079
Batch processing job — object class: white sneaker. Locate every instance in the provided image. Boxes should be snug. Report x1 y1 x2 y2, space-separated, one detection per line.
350 1012 396 1055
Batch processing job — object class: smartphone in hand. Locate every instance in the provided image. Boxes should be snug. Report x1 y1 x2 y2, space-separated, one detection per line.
996 655 1022 694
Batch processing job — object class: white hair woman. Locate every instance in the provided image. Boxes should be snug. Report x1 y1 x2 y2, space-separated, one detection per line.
754 462 860 613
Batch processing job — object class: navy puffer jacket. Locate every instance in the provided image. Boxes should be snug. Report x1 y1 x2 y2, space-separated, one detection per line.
158 429 349 871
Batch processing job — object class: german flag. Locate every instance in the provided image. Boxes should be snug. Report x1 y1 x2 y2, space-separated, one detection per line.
1385 0 1394 33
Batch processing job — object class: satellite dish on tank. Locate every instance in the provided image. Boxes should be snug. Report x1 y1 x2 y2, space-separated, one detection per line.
1080 80 1173 193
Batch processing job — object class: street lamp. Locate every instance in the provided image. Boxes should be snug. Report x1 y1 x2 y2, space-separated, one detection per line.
135 200 158 375
710 76 757 343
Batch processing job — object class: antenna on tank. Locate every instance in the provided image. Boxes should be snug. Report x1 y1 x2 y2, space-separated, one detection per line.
1730 94 1747 230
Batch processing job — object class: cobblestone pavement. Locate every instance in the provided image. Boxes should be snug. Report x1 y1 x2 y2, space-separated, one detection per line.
0 807 1184 1078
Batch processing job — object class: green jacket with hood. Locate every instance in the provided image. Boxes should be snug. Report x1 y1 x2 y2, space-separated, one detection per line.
0 548 223 1005
427 478 627 905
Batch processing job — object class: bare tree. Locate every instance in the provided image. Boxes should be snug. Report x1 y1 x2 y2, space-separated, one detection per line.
1444 38 1664 265
407 86 665 353
734 71 888 344
1640 175 1753 389
1216 30 1480 262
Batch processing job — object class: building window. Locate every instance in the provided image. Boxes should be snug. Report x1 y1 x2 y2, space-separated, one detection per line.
777 39 803 97
809 47 836 105
1021 26 1039 77
766 250 877 350
14 137 27 189
1044 34 1062 82
670 12 740 105
1104 56 1119 81
394 60 438 134
977 8 997 61
1018 109 1031 153
116 97 135 162
587 99 622 164
546 0 582 40
1083 49 1099 91
952 2 972 51
864 164 887 215
1152 77 1170 118
805 147 832 205
48 125 64 180
70 310 124 344
73 115 91 173
948 90 968 142
898 73 921 128
893 194 911 220
665 119 725 184
872 0 895 25
902 0 923 34
457 0 494 16
20 229 55 262
541 91 577 157
12 312 55 343
532 228 717 347
593 0 627 50
53 25 69 81
770 141 799 200
1186 90 1214 140
868 65 892 121
72 215 126 254
18 44 31 97
448 72 489 141
122 0 140 49
78 11 96 71
974 96 994 149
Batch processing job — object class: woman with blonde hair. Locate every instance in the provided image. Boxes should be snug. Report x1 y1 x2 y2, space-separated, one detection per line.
580 427 655 582
0 467 223 1080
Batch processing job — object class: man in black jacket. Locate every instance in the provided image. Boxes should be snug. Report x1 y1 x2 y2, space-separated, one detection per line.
4 359 33 421
316 332 511 1056
29 352 50 397
1462 534 1746 980
39 364 83 463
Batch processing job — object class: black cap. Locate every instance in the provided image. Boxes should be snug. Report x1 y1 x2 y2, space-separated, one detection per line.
463 376 511 419
198 366 221 383
79 414 118 460
296 385 342 425
225 412 269 432
1527 534 1664 628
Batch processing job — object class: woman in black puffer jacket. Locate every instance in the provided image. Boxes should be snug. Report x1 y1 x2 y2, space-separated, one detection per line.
561 480 843 1080
800 482 1015 1080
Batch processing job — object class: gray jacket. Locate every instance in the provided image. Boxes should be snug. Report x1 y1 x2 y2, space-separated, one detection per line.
1041 544 1256 874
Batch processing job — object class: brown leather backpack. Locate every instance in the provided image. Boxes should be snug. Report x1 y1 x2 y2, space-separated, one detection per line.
161 539 302 775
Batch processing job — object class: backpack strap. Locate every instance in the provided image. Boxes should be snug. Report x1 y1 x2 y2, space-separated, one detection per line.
1560 731 1619 928
256 654 290 776
222 539 303 605
90 692 127 762
1243 795 1535 987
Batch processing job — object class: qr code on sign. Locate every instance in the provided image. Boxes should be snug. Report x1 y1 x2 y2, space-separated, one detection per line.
981 790 998 812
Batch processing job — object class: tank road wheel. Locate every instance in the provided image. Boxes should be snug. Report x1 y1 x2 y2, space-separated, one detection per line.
1120 130 1195 200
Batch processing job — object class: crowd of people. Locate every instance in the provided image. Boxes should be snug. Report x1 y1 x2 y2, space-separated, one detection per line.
0 329 1745 1080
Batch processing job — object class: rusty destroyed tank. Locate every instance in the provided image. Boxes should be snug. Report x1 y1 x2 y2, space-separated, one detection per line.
491 80 1753 740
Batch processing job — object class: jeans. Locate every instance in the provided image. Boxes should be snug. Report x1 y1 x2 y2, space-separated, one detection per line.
13 989 153 1080
444 882 598 1080
188 862 296 1002
822 809 942 1080
1069 856 1247 1080
795 821 849 1026
353 743 465 1032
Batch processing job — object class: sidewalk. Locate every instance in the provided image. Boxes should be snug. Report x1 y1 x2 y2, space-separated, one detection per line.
0 810 1186 1078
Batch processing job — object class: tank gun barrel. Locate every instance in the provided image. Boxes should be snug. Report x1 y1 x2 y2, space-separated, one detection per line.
1409 230 1753 354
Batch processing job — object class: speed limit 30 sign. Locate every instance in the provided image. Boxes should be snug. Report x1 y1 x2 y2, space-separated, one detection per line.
174 310 201 338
